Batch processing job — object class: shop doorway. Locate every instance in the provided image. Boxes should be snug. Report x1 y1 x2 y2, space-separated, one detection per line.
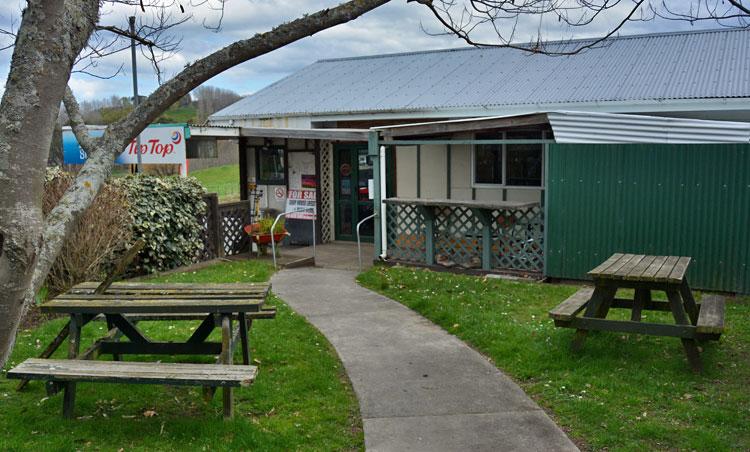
334 144 374 241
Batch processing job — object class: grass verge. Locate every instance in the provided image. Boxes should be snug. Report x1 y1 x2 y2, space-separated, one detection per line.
358 265 750 451
1 260 363 451
190 164 240 202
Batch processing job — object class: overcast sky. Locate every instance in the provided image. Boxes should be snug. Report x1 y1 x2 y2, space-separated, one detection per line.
0 1 716 101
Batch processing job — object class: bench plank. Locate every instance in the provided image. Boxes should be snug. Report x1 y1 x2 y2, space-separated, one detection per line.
654 256 680 282
623 255 656 280
41 299 265 314
640 255 668 280
549 287 594 321
7 359 257 387
587 253 623 277
73 282 269 292
57 293 267 300
614 254 646 278
667 256 692 283
696 295 725 334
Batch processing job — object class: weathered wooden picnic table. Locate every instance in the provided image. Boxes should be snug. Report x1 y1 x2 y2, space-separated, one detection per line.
7 281 274 418
549 253 725 372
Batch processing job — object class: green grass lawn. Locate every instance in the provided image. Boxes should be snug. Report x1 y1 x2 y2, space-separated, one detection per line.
190 164 240 202
358 266 750 451
1 260 363 451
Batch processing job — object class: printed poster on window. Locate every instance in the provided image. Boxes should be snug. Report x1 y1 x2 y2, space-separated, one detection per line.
285 189 317 220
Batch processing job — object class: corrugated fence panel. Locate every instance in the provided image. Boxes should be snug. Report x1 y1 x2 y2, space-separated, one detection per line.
546 143 750 293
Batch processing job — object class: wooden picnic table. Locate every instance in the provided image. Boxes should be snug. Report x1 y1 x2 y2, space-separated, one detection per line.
549 253 725 372
9 281 272 418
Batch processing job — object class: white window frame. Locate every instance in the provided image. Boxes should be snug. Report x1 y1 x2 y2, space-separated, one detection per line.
471 131 545 190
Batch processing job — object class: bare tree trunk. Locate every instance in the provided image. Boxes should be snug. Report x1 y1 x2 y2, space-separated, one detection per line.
0 0 98 367
2 0 392 368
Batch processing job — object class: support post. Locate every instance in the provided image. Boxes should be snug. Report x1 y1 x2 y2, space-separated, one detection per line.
369 131 382 260
63 314 82 419
239 138 248 201
471 208 493 271
417 206 435 266
221 314 234 418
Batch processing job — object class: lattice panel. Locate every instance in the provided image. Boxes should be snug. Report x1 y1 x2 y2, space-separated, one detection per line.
491 206 544 272
386 204 426 262
218 201 252 256
320 141 333 243
196 194 218 261
434 207 483 268
382 201 544 274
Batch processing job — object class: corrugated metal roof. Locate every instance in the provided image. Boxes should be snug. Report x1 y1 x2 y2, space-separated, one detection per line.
547 111 750 143
211 28 750 120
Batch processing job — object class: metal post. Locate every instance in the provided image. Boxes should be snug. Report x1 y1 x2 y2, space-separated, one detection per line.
357 213 377 272
368 131 382 260
129 16 142 173
270 207 316 270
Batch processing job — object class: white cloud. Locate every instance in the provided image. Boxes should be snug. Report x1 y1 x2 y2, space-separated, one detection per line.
0 0 732 102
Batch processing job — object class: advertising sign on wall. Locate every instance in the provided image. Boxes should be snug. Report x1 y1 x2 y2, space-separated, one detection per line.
63 124 188 175
285 189 316 220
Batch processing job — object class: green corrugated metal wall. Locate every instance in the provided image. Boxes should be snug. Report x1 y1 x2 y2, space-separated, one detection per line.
546 143 750 293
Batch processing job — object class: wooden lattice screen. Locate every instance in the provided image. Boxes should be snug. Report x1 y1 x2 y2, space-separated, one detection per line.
386 202 544 274
196 195 253 259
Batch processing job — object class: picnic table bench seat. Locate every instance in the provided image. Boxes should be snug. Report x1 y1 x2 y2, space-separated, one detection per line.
696 294 725 335
549 287 594 322
7 358 258 387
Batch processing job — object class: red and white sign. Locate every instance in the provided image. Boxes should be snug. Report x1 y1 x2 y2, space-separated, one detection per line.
274 186 286 200
285 189 316 220
116 126 187 175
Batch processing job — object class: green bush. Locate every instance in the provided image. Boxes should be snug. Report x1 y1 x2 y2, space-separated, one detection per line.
115 175 206 274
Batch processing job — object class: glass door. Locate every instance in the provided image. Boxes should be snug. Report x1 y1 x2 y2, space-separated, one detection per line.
335 145 374 241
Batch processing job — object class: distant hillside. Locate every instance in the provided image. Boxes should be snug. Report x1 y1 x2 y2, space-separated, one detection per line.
98 103 198 125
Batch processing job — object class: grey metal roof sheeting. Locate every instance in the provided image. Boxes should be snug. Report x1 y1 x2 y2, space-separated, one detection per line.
211 28 750 120
547 111 750 143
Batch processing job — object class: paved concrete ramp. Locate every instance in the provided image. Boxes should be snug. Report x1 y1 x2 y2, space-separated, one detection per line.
272 268 578 452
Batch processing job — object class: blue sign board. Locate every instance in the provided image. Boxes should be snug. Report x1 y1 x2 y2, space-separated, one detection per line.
62 128 105 164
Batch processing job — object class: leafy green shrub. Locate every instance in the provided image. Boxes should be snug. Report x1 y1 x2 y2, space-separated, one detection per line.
115 175 206 274
255 216 285 235
43 168 133 296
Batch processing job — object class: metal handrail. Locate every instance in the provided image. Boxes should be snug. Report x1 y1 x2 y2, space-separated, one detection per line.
271 207 316 269
356 213 377 272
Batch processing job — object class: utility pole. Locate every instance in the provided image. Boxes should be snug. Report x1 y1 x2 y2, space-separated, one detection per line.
129 16 142 173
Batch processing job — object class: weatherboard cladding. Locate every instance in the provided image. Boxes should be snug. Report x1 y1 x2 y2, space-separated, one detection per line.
212 28 750 119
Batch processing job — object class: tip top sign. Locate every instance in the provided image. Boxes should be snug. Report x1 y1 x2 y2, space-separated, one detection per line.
63 124 187 167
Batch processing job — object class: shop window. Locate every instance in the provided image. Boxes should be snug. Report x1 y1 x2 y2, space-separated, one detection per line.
473 131 543 187
256 146 286 185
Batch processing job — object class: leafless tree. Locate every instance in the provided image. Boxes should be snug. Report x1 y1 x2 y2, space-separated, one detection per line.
413 0 750 54
0 0 392 367
1 0 749 367
194 85 242 122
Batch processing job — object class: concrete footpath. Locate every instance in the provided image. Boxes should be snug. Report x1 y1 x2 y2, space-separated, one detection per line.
271 268 578 452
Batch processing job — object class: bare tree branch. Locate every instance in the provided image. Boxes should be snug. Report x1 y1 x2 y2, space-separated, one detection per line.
62 86 98 153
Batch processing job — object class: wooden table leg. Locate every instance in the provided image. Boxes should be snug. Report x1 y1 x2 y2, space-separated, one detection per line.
631 288 650 322
63 314 82 419
105 315 121 361
666 289 702 372
220 314 234 419
238 312 250 365
573 286 616 351
16 320 71 391
680 279 699 325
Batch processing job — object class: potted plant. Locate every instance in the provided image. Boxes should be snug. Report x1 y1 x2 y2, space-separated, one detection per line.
244 216 289 254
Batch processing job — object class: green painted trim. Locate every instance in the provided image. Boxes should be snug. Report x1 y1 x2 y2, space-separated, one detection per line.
381 139 554 146
416 145 421 198
370 131 382 258
334 143 374 243
446 144 451 199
